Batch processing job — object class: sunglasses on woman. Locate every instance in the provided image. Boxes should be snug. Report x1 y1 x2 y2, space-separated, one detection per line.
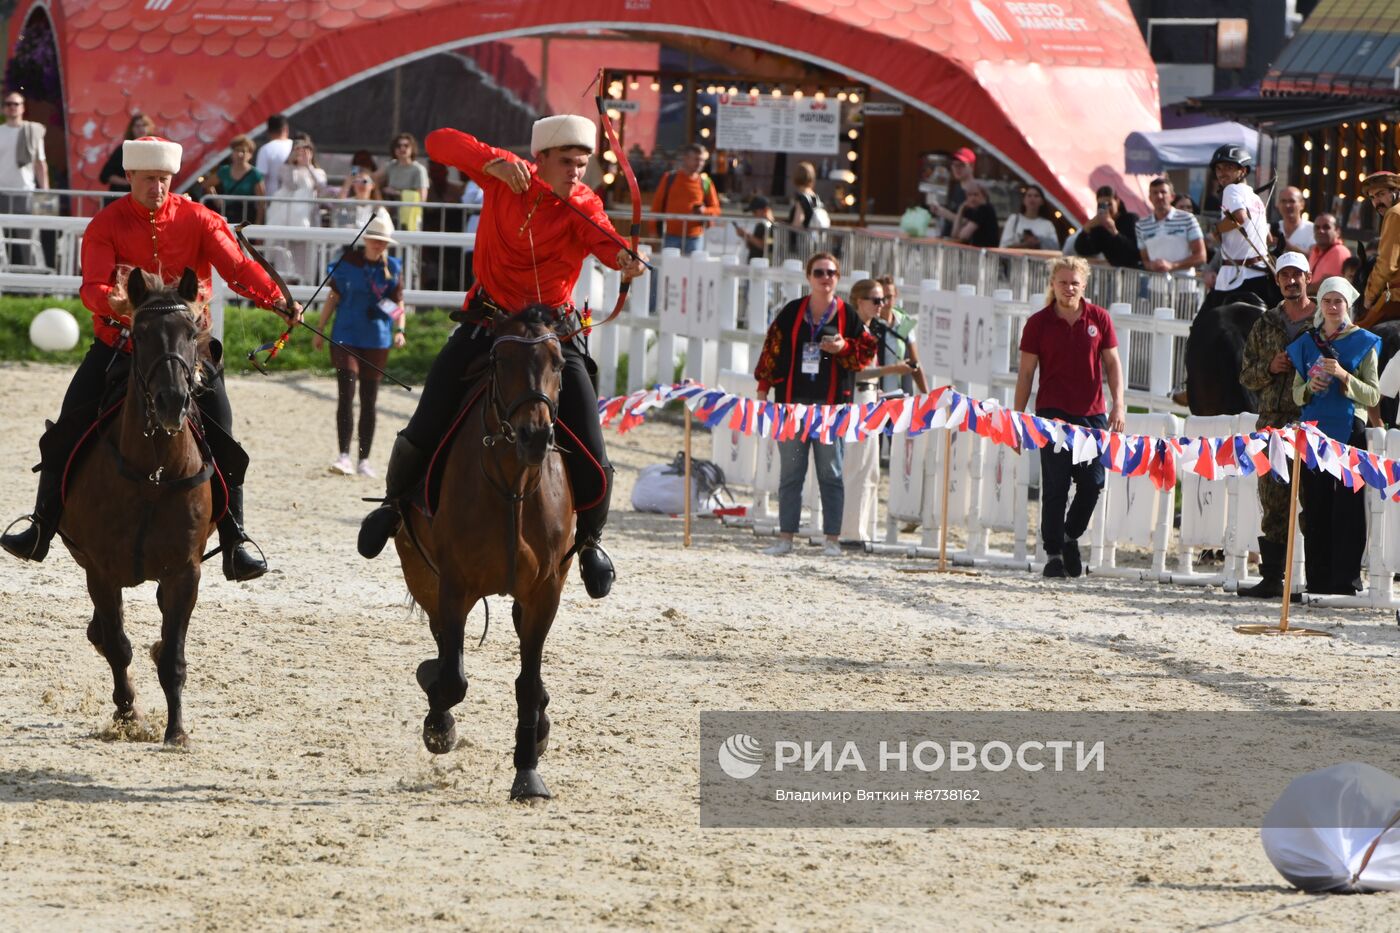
865 295 888 305
810 268 838 279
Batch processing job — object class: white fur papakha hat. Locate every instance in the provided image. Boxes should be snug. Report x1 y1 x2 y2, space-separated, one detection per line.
530 115 595 156
122 136 183 174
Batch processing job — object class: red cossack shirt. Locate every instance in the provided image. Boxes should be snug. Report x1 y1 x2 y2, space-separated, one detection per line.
425 128 627 313
81 194 284 348
1018 301 1118 416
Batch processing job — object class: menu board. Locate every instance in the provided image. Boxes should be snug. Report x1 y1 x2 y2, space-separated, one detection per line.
715 95 840 155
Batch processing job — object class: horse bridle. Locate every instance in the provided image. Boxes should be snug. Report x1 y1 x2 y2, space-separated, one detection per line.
482 332 561 448
131 301 200 439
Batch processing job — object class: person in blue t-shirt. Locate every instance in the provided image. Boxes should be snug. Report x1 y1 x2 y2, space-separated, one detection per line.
1285 275 1382 595
313 208 406 477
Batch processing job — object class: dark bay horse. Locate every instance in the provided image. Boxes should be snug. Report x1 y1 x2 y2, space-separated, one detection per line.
61 268 216 745
396 307 573 801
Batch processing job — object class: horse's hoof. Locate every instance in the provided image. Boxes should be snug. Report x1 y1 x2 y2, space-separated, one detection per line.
164 729 188 747
113 706 140 723
510 769 551 801
422 712 456 755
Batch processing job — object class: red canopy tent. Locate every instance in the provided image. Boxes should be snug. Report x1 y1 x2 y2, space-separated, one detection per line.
9 0 1159 222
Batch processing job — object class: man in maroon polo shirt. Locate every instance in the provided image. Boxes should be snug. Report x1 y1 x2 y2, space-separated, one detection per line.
1013 256 1126 579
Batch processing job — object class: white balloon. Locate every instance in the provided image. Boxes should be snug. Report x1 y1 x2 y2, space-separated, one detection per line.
29 307 80 352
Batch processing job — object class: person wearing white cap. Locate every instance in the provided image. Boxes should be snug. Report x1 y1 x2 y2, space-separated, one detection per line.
312 208 406 478
1 135 303 582
356 116 648 600
1237 251 1315 598
1285 275 1383 595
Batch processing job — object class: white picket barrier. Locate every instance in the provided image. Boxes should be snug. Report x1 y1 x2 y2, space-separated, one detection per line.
1171 414 1238 586
585 253 1400 609
1087 413 1179 580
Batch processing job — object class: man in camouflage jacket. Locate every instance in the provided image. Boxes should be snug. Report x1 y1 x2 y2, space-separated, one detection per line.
1237 252 1314 598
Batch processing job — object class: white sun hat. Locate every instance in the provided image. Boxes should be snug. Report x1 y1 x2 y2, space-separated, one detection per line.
363 207 397 245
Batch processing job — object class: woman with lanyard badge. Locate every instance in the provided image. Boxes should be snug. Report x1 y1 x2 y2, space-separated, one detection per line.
754 253 876 557
1286 276 1382 595
314 208 406 477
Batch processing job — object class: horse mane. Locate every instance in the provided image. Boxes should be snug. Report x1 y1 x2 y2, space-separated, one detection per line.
511 305 557 332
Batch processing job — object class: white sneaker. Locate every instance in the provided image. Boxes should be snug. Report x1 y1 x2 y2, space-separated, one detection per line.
822 540 842 557
331 453 353 475
356 459 376 478
763 539 794 557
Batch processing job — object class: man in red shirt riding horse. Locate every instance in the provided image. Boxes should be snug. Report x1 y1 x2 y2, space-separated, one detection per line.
1 137 302 580
357 115 647 598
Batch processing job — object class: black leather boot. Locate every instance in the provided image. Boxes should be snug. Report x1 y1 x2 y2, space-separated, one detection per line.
578 534 615 599
1 467 62 563
218 486 268 582
1239 536 1284 598
358 434 430 559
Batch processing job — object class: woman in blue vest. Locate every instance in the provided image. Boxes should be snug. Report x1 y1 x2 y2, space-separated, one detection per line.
1286 276 1382 595
313 208 406 476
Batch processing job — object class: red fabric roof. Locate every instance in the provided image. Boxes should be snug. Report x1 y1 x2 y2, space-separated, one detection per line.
13 0 1158 221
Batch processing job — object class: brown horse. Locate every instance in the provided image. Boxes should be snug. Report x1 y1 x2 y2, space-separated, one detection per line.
396 306 573 801
61 268 216 745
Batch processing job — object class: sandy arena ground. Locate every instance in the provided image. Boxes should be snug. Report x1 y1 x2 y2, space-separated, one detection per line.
3 362 1400 930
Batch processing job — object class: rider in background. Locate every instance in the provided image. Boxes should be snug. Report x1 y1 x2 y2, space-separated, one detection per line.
1356 171 1400 328
1202 144 1280 315
356 115 646 599
0 137 301 579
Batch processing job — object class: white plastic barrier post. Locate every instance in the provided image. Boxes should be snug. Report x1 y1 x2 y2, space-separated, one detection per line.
687 250 721 387
1224 413 1265 591
911 425 975 562
627 263 655 392
594 268 621 397
746 257 771 333
1364 426 1392 607
1150 306 1174 398
1089 413 1178 579
780 259 804 306
753 434 781 531
718 255 744 376
870 430 927 556
713 371 759 490
1171 414 1236 585
973 429 1031 569
653 247 684 388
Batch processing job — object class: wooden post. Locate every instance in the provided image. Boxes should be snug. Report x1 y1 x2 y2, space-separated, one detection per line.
1278 433 1304 632
684 408 693 548
1235 427 1329 636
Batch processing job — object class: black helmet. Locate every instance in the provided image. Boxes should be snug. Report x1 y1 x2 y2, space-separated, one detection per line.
1210 144 1253 171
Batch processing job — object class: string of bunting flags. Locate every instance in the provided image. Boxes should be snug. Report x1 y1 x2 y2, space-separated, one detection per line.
596 382 1400 499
